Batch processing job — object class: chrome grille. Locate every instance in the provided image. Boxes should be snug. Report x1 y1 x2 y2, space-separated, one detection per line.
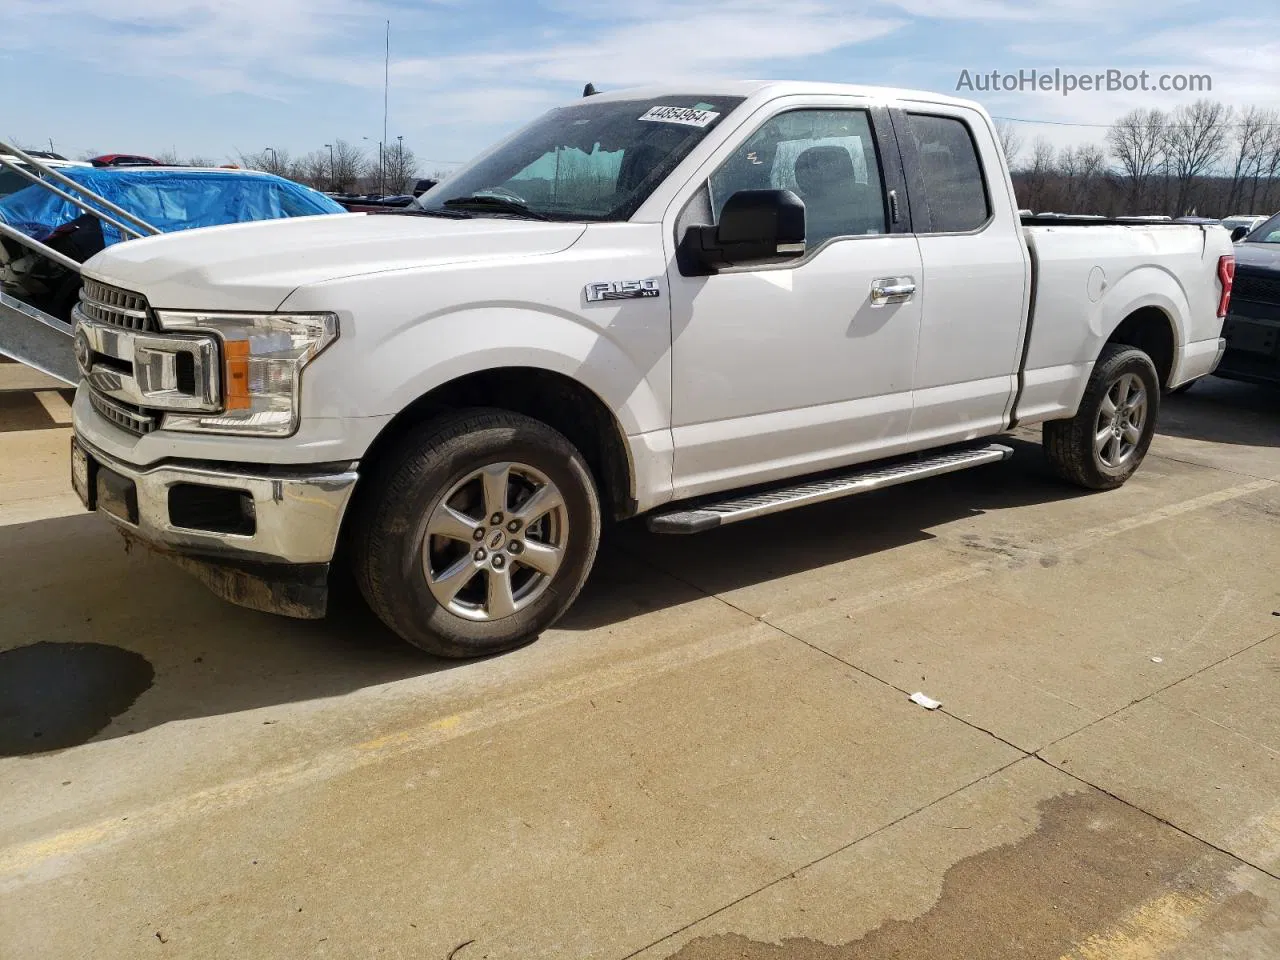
79 278 156 331
89 390 157 435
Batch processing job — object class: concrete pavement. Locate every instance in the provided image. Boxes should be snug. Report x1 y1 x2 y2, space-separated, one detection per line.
1 376 1278 958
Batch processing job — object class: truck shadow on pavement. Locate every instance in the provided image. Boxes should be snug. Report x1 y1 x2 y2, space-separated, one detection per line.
565 435 1090 630
1160 377 1278 448
0 438 1094 752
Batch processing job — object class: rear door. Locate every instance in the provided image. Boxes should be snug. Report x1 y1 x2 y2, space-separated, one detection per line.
892 106 1030 444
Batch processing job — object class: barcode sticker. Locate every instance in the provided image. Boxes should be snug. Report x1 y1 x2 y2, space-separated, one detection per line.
638 105 720 127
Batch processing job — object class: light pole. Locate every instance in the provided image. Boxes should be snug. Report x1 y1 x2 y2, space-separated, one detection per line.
263 146 277 171
324 143 334 190
396 135 404 193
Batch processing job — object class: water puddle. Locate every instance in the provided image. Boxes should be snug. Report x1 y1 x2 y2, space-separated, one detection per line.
0 642 154 755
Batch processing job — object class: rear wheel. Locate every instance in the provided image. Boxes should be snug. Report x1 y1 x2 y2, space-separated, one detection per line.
1043 343 1160 490
352 410 601 658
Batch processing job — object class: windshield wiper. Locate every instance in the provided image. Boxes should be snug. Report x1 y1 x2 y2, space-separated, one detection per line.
392 207 472 219
442 195 549 220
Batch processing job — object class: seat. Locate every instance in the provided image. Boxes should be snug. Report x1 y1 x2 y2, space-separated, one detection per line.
793 145 881 243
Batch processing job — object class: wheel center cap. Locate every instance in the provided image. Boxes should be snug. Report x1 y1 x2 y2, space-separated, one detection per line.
487 529 507 551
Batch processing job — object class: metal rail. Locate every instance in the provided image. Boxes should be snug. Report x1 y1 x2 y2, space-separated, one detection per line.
0 140 160 236
0 219 83 273
0 291 76 383
0 141 166 384
0 155 150 241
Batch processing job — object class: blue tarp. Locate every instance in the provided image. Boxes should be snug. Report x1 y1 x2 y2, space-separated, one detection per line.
0 167 345 246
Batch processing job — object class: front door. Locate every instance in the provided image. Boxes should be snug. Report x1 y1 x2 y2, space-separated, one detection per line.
667 106 924 499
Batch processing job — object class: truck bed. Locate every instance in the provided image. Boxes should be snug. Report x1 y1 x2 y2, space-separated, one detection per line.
1015 222 1227 423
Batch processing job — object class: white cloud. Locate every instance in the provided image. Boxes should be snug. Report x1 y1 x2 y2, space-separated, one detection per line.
886 0 1198 21
8 0 1279 164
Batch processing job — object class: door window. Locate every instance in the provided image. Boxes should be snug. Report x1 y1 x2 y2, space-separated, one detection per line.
903 113 990 233
708 110 887 246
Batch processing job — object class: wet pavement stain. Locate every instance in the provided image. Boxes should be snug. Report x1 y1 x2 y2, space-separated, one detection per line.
665 790 1272 960
0 642 154 755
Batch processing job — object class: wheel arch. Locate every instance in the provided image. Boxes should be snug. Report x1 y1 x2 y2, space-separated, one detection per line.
1096 267 1189 388
1104 305 1177 388
355 366 637 523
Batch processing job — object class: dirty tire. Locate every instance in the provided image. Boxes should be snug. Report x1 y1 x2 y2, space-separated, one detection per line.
1043 343 1160 490
351 409 601 658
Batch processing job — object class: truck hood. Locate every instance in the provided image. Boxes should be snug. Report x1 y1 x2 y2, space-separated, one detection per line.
82 212 588 310
1233 241 1280 274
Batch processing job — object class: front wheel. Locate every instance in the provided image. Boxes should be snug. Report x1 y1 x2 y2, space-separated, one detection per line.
351 410 602 658
1043 343 1160 490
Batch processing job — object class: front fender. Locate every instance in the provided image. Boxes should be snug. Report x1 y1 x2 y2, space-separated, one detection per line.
294 294 670 441
363 304 668 436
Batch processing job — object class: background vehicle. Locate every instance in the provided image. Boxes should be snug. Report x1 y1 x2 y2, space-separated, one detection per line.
89 154 162 168
328 192 415 212
65 82 1234 659
1222 214 1269 237
0 165 344 319
0 154 91 199
1216 211 1280 386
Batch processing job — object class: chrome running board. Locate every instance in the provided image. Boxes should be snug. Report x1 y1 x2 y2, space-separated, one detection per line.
647 443 1014 534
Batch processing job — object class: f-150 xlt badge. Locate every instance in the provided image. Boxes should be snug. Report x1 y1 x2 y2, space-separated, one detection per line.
584 279 661 302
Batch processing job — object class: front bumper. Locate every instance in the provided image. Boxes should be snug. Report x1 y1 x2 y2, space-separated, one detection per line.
73 434 359 618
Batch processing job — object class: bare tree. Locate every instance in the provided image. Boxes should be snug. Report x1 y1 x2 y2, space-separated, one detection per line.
1255 126 1280 213
295 150 330 190
1022 137 1058 211
1074 143 1108 213
238 147 293 177
1107 108 1166 213
1058 144 1107 213
382 141 420 194
150 149 222 168
1224 107 1270 212
995 120 1023 170
1164 99 1231 215
329 139 365 192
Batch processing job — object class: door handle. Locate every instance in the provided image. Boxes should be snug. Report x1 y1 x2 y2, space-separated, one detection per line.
870 277 916 306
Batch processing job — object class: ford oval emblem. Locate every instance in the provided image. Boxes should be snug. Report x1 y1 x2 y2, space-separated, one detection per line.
73 330 92 373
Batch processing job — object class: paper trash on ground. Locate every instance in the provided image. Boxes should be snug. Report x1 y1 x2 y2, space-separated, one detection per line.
909 692 942 710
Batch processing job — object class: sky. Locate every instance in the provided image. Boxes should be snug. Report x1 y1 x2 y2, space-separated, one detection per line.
2 0 1277 173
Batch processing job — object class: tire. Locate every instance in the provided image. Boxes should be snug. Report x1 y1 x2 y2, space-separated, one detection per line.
1043 343 1160 490
351 409 601 658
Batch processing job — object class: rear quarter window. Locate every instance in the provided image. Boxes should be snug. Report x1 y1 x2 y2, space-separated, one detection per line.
904 113 990 233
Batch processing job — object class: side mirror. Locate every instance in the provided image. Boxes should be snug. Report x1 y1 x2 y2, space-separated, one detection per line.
680 189 805 275
1230 225 1249 243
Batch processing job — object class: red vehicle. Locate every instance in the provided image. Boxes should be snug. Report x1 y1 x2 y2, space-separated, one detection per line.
88 154 162 168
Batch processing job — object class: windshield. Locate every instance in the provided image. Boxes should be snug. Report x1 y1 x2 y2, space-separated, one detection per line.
0 163 35 200
415 95 744 222
1245 212 1280 243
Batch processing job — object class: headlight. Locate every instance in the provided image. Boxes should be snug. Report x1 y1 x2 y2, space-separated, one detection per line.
154 311 338 437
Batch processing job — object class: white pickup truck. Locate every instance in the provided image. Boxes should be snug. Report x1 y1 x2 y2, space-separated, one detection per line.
69 82 1236 657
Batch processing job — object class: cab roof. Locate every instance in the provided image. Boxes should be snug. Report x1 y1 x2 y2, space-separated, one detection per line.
582 80 986 113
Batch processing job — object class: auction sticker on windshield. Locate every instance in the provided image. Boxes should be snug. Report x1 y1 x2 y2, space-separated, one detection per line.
638 105 719 127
